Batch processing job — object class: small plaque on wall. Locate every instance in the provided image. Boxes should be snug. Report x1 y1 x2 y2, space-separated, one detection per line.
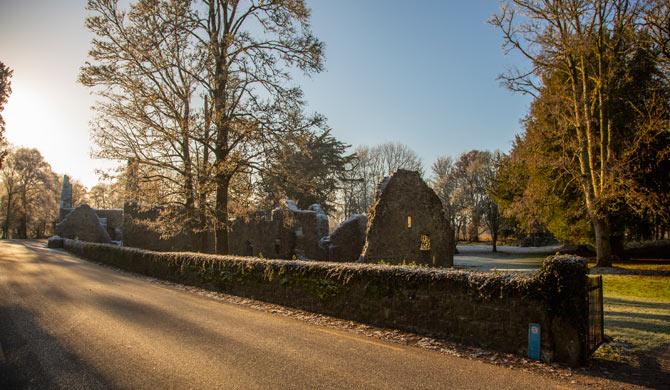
528 323 541 360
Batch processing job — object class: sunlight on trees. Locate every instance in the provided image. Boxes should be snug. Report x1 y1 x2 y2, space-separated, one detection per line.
491 0 670 265
0 62 12 167
80 0 326 254
0 148 59 239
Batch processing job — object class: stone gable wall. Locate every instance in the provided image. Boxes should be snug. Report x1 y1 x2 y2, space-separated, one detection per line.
55 204 112 243
362 170 454 267
59 207 124 241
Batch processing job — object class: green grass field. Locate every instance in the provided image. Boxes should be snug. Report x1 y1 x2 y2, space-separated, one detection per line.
615 263 670 272
603 274 670 302
597 270 670 359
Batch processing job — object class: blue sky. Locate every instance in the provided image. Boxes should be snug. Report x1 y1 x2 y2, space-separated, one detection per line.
0 0 531 187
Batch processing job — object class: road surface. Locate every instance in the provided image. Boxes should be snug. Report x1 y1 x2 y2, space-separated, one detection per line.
0 240 575 389
455 244 561 271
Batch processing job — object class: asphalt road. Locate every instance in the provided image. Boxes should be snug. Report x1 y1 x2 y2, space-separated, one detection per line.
455 244 561 271
0 240 573 389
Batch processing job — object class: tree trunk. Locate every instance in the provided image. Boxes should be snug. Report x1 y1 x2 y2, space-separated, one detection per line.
593 216 613 267
18 214 27 239
640 221 653 241
199 215 209 252
184 173 197 251
199 96 211 253
3 192 12 239
451 219 459 254
214 175 229 254
468 212 480 242
198 188 209 252
492 230 498 253
18 191 28 239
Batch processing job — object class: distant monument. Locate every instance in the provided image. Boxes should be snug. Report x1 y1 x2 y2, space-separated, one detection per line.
60 175 73 209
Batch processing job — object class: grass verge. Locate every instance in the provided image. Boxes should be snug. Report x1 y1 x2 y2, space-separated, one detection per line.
595 274 670 361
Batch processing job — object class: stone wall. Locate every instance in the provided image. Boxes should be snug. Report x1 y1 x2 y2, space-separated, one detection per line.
229 200 329 260
61 239 592 366
362 170 454 267
320 214 367 262
94 209 124 241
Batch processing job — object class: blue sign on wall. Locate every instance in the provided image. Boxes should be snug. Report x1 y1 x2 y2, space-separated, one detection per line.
528 323 541 360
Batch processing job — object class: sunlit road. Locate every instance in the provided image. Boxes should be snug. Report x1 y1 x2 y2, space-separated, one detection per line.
0 240 572 389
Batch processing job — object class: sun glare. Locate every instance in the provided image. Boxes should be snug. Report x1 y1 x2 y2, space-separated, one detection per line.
1 77 107 187
3 80 60 147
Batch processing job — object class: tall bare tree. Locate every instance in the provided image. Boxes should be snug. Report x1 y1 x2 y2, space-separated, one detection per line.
453 150 492 242
82 0 326 254
194 0 325 253
430 156 462 246
81 0 205 242
482 151 505 252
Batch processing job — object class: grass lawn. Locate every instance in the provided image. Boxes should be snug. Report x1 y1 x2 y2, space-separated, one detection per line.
603 274 670 301
596 272 670 360
615 263 670 272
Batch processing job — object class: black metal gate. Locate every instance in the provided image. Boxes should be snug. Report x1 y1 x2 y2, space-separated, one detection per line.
587 275 605 354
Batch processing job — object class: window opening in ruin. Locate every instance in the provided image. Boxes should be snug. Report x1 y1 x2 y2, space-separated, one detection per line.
420 234 431 251
407 215 412 228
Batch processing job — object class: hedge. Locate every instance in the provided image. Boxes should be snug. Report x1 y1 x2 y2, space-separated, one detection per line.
61 239 590 366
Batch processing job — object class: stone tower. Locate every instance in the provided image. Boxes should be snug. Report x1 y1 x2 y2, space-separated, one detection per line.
60 175 73 209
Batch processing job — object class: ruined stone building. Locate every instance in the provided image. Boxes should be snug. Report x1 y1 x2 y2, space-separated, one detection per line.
55 175 123 243
54 165 454 269
229 200 329 260
360 169 454 267
319 214 367 262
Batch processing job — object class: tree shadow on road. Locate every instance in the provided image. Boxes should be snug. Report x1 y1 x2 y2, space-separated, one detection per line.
0 304 110 389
